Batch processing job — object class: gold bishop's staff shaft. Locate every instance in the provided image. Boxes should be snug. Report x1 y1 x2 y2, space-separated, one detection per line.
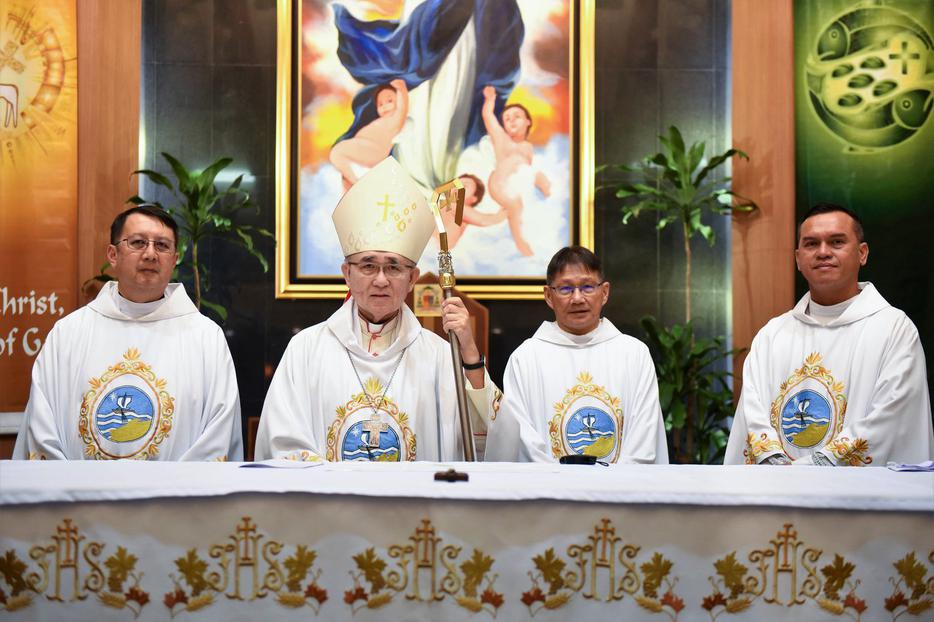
431 179 475 461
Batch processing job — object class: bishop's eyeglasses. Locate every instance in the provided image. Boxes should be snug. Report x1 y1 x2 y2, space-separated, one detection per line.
346 261 415 279
118 237 176 254
548 282 605 297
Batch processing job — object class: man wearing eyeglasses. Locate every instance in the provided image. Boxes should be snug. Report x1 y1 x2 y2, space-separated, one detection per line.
255 157 497 462
13 205 243 461
485 246 667 464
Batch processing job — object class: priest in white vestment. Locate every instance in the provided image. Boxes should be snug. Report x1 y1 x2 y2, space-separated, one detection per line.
255 157 497 462
13 206 243 461
485 246 668 463
725 204 933 466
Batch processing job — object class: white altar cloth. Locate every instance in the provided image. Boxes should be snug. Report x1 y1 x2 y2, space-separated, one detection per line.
0 462 931 622
1 461 932 511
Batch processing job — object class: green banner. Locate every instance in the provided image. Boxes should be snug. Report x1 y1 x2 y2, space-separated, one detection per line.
794 0 934 392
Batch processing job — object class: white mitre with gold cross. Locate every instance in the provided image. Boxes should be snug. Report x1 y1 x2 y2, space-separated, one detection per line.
332 157 434 263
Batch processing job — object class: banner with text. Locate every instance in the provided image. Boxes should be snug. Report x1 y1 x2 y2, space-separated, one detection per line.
0 0 77 420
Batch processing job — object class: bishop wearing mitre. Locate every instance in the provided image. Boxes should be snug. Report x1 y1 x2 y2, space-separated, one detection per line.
255 157 497 461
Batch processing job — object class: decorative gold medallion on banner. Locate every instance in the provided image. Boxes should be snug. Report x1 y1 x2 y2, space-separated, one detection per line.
0 518 151 616
884 551 933 619
521 518 684 618
766 353 870 464
78 349 175 460
702 523 867 620
549 372 623 461
344 518 504 616
326 377 415 462
163 517 328 617
0 2 75 161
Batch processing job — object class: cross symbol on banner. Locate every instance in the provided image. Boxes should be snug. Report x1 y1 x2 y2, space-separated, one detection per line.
889 39 921 75
0 40 26 73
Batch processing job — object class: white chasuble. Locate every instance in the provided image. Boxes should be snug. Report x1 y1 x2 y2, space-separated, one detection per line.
13 282 242 461
254 299 496 462
725 283 933 466
484 320 668 464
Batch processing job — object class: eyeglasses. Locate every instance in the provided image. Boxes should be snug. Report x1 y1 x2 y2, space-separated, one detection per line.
118 237 176 254
347 261 415 279
548 282 604 297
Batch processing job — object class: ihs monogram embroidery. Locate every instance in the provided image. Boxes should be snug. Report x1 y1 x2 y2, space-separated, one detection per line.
521 518 684 618
702 523 869 620
0 519 150 616
163 517 328 616
343 519 504 616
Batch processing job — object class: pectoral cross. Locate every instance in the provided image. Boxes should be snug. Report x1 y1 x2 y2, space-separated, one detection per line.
361 414 388 448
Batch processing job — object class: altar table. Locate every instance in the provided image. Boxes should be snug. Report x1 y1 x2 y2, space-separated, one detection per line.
0 461 931 621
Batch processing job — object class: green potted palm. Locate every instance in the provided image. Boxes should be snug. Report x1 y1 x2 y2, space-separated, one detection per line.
599 126 757 463
128 153 273 321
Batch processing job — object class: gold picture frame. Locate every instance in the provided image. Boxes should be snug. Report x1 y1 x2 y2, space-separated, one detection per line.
275 0 594 299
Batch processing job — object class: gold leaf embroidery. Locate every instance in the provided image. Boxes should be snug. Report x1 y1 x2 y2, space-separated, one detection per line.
821 554 854 600
825 437 872 466
533 548 566 594
352 548 387 594
714 552 748 596
460 549 493 598
104 546 138 593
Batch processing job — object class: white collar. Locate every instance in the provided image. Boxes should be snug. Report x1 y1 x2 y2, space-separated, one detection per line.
115 290 167 319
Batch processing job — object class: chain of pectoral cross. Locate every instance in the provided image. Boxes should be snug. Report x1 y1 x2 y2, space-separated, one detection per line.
346 347 408 449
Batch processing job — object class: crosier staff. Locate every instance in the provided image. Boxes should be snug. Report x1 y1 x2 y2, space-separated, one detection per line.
430 179 475 461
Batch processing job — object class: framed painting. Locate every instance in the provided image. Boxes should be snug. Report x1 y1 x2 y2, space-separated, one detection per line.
275 0 594 299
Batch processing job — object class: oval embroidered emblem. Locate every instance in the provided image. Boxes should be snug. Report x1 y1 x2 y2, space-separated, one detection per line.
564 405 617 459
95 385 155 443
87 374 163 459
341 415 402 462
780 388 833 449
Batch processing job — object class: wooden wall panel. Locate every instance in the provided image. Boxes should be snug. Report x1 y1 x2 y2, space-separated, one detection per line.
731 0 796 392
76 0 141 298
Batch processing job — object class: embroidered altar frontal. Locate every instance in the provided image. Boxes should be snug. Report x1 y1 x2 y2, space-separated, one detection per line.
0 462 931 621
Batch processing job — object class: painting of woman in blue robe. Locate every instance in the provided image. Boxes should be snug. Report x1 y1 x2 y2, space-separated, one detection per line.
298 0 572 279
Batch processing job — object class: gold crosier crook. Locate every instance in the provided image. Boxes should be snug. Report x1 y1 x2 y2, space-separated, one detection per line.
430 178 475 461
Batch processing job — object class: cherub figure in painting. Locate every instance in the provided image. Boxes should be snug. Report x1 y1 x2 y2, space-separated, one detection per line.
330 79 409 190
481 85 552 256
439 173 507 249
